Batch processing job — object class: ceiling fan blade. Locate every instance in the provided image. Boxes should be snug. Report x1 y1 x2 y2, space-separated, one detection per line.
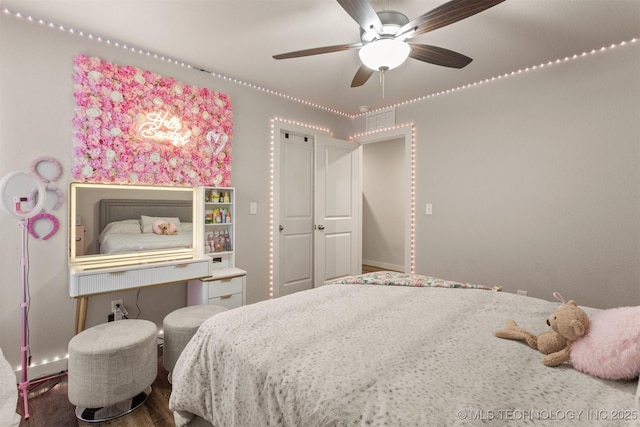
273 42 362 60
396 0 505 39
409 43 472 68
351 65 375 87
337 0 383 33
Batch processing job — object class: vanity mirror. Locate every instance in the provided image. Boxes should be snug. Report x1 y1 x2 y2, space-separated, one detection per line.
69 182 200 266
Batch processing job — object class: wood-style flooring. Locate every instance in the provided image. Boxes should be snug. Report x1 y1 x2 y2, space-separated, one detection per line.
362 264 396 274
16 346 174 427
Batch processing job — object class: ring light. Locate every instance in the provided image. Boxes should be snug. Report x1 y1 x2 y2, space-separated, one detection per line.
0 171 46 219
0 170 63 421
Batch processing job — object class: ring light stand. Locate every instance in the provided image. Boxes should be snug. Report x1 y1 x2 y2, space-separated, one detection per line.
0 171 64 420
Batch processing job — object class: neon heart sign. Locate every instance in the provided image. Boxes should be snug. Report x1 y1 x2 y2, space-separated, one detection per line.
206 131 229 156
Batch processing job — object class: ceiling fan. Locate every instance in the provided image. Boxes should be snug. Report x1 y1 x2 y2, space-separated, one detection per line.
273 0 506 87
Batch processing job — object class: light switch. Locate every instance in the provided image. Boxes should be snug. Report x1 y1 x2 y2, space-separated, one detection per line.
250 202 257 215
425 204 433 215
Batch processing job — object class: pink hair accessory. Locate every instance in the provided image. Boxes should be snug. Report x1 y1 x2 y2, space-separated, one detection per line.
29 184 64 211
28 212 59 240
31 157 62 183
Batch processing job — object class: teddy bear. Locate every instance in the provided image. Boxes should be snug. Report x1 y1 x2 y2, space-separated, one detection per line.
495 293 590 367
152 219 177 235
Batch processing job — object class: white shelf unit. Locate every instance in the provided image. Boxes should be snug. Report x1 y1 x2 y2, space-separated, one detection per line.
188 187 246 308
202 187 235 266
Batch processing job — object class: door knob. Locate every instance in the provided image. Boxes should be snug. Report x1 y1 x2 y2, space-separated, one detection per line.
317 225 325 230
279 225 284 231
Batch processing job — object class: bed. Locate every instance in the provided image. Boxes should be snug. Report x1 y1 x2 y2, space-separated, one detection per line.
97 199 193 254
169 272 640 426
0 347 20 427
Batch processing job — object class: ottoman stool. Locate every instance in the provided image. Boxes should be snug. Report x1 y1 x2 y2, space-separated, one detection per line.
163 305 227 382
68 319 157 422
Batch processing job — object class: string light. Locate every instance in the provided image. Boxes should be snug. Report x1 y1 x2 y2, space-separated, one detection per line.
268 118 333 298
352 123 416 274
4 7 635 118
15 354 69 372
3 7 636 291
351 37 638 118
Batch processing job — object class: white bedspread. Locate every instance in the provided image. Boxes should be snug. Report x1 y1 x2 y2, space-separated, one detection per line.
0 348 20 427
170 283 639 426
99 232 192 254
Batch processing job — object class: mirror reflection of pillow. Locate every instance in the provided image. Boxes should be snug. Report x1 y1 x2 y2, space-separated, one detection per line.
141 215 181 233
152 220 177 235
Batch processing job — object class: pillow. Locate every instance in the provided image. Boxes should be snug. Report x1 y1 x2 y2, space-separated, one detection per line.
571 306 640 380
98 219 141 243
152 219 177 235
140 215 181 233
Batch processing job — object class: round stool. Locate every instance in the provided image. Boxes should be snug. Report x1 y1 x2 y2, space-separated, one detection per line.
68 319 157 423
163 305 227 382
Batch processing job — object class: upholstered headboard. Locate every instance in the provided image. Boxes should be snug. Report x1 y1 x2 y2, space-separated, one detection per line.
99 199 193 232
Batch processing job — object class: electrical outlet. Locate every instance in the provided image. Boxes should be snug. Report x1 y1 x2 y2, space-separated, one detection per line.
111 299 123 314
517 290 528 297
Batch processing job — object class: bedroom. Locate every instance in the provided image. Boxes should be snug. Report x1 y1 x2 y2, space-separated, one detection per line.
0 0 638 425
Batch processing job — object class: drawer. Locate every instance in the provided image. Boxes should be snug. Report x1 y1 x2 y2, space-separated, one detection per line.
207 276 244 298
70 258 211 297
209 292 242 310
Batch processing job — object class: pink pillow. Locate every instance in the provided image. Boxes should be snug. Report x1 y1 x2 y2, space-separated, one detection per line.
571 306 640 380
152 220 177 235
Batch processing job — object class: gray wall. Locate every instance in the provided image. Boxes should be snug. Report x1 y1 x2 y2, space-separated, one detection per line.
391 43 639 309
362 138 405 271
1 11 638 379
0 14 347 375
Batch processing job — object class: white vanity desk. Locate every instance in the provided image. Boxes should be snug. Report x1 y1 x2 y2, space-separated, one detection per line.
68 183 210 333
70 256 211 333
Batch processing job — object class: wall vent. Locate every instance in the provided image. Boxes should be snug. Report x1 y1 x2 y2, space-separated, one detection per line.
366 107 396 131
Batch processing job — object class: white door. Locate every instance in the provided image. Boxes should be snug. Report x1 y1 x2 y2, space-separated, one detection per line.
314 135 362 285
278 131 314 296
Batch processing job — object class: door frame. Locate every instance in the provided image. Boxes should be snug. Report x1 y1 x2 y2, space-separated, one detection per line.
353 124 414 274
270 119 415 298
270 119 332 298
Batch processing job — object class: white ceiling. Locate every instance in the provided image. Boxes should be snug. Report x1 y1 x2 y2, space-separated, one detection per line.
2 0 639 115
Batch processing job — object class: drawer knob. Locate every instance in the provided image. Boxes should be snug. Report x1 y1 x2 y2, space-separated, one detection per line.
220 294 233 299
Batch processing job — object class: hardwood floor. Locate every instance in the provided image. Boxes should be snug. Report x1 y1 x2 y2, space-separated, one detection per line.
16 345 174 427
362 264 397 274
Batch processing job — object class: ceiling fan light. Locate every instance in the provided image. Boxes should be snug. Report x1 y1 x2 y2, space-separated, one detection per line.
359 39 410 71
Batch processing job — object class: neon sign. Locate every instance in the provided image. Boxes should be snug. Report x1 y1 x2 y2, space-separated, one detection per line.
206 131 229 156
138 111 191 146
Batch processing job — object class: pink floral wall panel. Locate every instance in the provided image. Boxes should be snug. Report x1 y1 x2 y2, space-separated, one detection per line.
72 54 232 187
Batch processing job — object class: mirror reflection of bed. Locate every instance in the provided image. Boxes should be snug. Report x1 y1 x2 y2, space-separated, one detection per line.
98 199 193 254
70 183 195 260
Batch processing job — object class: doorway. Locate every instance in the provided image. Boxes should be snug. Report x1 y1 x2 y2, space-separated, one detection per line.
272 122 361 298
355 125 413 274
362 137 405 272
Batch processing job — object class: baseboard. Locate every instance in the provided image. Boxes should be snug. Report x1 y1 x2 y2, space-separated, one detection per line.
362 259 404 272
14 358 68 384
